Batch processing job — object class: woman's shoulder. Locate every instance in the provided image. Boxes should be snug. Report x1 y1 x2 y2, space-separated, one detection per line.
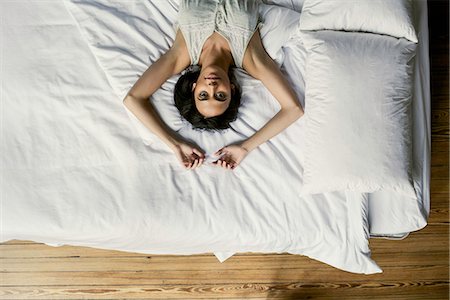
169 29 191 73
242 29 271 72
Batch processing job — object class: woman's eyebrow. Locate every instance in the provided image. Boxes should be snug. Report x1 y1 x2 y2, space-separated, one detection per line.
214 97 228 102
197 95 227 102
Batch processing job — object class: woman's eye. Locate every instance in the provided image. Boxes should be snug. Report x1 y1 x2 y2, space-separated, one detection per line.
199 91 208 98
216 92 225 99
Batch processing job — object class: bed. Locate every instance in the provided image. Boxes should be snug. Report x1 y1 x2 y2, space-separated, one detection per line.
0 0 430 274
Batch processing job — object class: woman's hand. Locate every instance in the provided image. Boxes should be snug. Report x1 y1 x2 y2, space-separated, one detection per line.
171 140 205 170
212 144 249 170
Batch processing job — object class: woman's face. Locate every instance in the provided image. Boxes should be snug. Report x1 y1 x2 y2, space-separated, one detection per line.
192 66 234 118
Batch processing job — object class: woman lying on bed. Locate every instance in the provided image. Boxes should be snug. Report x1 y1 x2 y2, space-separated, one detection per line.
123 0 304 170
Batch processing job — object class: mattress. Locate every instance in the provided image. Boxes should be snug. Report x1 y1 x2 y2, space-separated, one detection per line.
0 0 430 274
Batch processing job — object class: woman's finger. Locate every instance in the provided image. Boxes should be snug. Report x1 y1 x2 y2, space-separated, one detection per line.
213 159 221 167
192 148 204 158
198 158 204 167
192 158 199 169
221 160 227 168
192 159 199 169
187 159 195 169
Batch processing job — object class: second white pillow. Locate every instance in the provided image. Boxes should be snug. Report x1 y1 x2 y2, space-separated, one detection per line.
299 0 418 43
298 30 418 199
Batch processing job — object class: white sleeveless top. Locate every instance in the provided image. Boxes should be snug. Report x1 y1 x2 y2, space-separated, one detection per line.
174 0 262 69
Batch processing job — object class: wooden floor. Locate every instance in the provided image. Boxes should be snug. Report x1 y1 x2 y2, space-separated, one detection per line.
1 1 448 299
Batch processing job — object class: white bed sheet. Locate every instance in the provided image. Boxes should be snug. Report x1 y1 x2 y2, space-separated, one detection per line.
367 0 430 235
0 0 429 274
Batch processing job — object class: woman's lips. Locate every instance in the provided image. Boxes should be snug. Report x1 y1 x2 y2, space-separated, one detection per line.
205 73 220 80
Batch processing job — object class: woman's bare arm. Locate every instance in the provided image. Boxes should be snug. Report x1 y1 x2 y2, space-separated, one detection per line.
240 30 304 152
123 30 190 150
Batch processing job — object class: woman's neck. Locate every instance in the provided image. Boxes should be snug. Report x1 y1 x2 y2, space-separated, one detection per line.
198 42 233 72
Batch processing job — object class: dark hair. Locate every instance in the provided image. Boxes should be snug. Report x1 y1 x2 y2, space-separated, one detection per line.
174 67 241 131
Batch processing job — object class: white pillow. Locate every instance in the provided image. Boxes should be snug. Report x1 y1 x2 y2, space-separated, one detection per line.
259 4 301 63
298 30 418 199
299 0 418 43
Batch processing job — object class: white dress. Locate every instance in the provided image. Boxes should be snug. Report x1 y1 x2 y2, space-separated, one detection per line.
174 0 262 69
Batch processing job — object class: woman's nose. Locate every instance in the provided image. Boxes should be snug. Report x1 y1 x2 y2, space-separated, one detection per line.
207 81 217 86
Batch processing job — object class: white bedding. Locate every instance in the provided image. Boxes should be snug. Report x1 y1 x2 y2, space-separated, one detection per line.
0 0 430 274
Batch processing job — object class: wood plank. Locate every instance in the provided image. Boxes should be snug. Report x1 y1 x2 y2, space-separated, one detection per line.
430 194 449 210
431 189 450 198
431 150 449 179
430 179 449 194
431 97 449 109
432 108 449 123
430 69 449 85
431 201 449 215
422 10 448 300
1 249 448 273
428 207 449 223
0 241 36 245
0 283 448 300
431 124 449 138
431 139 448 153
1 265 449 286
